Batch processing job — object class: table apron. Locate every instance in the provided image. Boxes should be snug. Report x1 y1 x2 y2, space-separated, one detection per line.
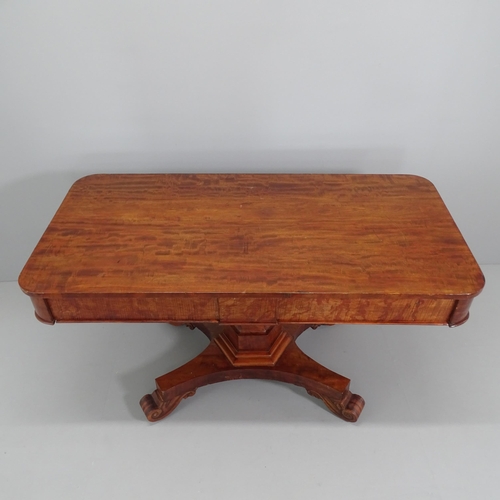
28 293 466 326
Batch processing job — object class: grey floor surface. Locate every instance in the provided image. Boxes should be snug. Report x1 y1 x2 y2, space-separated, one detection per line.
1 265 499 499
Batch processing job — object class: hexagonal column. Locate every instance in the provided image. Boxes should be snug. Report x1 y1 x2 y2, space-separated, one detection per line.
214 324 292 367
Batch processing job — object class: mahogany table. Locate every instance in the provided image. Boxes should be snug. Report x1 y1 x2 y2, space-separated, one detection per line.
19 174 484 423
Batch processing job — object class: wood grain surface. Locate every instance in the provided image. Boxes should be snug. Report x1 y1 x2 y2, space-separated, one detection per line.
19 174 484 325
18 174 485 422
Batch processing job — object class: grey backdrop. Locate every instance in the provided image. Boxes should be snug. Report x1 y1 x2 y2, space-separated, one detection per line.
2 1 499 282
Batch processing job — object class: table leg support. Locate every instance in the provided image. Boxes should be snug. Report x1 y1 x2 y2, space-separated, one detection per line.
306 389 365 422
140 390 196 422
140 323 365 423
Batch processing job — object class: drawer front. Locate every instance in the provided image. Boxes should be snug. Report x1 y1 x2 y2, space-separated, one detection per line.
47 294 219 322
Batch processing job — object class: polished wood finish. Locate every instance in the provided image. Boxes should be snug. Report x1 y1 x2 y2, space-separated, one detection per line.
19 174 484 422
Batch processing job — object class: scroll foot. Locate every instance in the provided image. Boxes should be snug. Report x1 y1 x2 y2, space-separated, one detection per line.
140 389 196 422
308 389 365 422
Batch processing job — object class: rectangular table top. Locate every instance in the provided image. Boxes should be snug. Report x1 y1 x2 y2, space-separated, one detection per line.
19 174 484 326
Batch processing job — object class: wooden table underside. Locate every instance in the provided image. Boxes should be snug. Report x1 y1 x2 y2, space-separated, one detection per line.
19 174 484 423
140 323 365 423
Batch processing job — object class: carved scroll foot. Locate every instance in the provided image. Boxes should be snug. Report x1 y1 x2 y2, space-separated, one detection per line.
140 390 196 422
307 389 365 422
